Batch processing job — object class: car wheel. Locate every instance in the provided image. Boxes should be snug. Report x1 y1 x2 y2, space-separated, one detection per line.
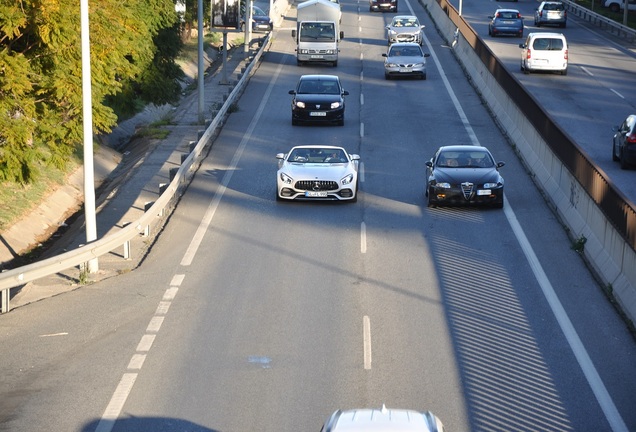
426 189 436 207
385 73 390 80
338 118 344 126
610 4 620 12
276 191 283 201
561 68 567 76
613 142 620 162
421 73 426 80
332 60 338 67
620 149 629 169
292 117 298 126
297 59 303 66
493 199 504 209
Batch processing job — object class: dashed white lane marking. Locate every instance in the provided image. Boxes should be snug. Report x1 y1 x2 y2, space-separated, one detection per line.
97 274 186 432
361 222 367 254
95 373 137 432
363 315 372 370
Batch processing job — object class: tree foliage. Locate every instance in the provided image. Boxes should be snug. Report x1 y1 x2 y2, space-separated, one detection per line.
0 0 183 184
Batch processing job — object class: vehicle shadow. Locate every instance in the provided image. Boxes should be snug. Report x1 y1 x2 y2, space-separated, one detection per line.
81 416 219 432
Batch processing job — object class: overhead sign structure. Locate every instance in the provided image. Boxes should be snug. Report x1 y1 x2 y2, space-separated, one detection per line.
212 0 240 28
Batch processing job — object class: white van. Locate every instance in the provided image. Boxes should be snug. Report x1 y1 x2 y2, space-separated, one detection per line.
519 32 568 75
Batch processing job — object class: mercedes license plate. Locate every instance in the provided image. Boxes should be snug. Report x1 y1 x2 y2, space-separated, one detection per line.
305 191 328 197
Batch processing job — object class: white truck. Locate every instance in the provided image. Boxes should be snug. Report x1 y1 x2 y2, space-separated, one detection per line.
292 0 343 66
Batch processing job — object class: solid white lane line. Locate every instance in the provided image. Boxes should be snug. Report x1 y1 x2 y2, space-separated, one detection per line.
180 61 286 267
610 88 624 99
503 197 628 432
363 315 372 370
425 29 628 431
95 373 137 432
361 222 367 254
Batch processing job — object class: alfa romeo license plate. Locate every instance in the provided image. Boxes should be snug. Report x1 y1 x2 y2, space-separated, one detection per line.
477 189 491 195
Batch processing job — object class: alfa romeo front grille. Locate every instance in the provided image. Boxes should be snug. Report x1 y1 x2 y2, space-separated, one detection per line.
295 180 338 191
461 182 474 199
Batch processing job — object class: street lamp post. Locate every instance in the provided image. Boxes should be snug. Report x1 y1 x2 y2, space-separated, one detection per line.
80 0 98 273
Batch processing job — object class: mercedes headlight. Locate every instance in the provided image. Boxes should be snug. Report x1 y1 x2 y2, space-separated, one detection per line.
280 173 293 184
341 173 354 185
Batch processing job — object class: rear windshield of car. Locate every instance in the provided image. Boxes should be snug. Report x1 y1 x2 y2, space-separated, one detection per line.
543 3 565 10
497 12 520 19
532 38 564 50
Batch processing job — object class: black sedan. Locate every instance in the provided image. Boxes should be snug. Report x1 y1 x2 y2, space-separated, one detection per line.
612 114 636 169
289 75 349 126
425 145 505 208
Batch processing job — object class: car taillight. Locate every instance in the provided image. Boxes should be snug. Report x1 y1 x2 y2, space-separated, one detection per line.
496 12 501 17
539 11 543 16
526 49 532 59
627 133 636 144
517 13 522 18
564 49 568 60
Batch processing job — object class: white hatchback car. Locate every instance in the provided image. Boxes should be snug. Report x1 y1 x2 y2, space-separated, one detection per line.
519 32 568 75
320 406 445 432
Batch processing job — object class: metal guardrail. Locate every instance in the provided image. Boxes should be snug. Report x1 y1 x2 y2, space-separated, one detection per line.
0 33 271 313
563 0 636 42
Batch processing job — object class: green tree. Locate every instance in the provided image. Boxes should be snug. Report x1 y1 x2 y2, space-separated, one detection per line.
0 0 182 183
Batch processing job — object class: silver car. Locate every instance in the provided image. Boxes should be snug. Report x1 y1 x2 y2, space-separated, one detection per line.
386 15 425 45
534 1 567 28
383 42 430 80
321 406 445 432
276 145 360 201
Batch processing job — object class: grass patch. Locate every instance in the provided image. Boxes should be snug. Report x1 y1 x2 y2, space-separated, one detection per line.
0 161 76 233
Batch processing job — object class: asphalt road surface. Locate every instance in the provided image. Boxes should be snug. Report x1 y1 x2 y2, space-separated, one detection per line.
1 1 635 431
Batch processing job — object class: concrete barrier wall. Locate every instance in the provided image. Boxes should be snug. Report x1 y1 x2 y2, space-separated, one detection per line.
421 0 636 324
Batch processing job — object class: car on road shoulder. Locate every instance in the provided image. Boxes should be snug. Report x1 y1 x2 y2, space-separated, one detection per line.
425 145 505 208
382 42 430 80
386 15 425 45
276 145 360 201
604 0 636 12
370 0 398 12
534 1 567 27
321 406 445 431
612 114 636 169
488 9 524 37
289 74 349 126
519 32 568 75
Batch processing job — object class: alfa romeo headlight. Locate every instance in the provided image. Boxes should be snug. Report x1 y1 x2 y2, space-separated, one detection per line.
483 182 498 188
435 182 451 188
